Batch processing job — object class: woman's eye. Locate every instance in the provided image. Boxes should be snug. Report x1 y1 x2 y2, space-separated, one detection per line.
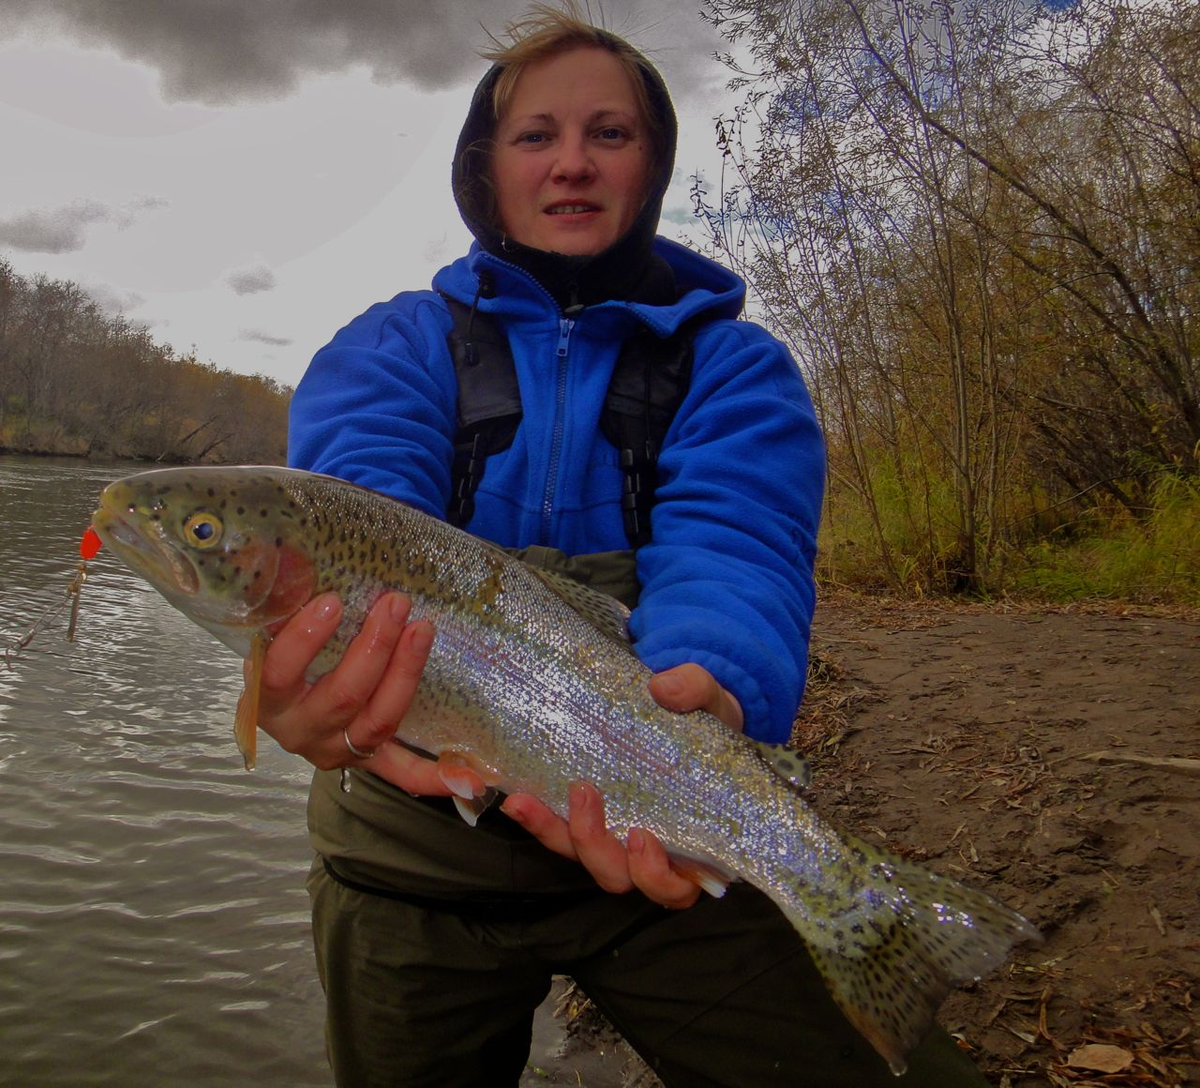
517 132 548 144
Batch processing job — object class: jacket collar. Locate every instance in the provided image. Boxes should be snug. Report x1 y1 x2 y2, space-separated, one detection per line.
432 236 746 337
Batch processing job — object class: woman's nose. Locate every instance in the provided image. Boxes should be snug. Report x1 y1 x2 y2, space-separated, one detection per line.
551 132 595 182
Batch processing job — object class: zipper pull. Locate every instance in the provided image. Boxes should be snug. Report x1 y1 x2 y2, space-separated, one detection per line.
557 316 575 358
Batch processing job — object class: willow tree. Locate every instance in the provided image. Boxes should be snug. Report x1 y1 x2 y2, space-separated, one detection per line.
698 0 1199 591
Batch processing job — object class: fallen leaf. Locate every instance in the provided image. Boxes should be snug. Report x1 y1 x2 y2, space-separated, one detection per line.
1066 1044 1134 1073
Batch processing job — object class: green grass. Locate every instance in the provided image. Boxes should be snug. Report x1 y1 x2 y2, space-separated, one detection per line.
1011 474 1200 605
819 467 1200 606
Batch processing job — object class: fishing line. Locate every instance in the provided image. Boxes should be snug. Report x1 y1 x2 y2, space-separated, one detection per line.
1 528 101 668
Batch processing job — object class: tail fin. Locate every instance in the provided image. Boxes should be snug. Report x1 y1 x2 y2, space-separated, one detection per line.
789 841 1040 1075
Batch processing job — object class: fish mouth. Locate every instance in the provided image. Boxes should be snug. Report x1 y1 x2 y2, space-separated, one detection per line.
91 494 201 599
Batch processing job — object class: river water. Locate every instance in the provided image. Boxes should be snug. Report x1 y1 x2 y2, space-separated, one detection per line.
0 456 617 1088
0 457 328 1087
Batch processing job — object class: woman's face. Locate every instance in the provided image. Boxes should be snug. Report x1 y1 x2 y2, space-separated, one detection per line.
490 47 652 257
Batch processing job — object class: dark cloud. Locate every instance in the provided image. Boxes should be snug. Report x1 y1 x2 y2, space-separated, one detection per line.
0 0 726 105
225 264 277 295
239 329 293 347
0 197 166 253
0 200 108 253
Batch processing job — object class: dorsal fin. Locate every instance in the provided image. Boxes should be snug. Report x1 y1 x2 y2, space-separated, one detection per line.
524 566 632 648
753 741 812 791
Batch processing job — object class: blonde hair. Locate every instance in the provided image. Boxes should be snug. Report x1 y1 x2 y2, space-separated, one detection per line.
480 3 666 169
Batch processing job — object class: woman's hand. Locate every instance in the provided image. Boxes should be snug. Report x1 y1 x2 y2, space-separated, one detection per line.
500 663 743 908
250 591 476 796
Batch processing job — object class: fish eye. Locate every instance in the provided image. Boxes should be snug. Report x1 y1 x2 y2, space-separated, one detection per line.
183 512 223 550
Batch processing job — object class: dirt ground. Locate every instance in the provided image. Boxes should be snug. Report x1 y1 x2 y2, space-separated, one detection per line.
526 596 1199 1087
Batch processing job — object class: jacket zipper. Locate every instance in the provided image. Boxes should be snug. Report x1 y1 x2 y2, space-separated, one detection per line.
540 315 575 544
472 253 586 546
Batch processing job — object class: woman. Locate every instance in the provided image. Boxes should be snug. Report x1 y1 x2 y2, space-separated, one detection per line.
258 7 986 1086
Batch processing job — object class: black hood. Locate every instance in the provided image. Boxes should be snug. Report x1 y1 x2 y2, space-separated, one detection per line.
451 53 679 310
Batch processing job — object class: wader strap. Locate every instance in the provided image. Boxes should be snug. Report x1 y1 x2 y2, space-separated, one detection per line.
443 292 522 530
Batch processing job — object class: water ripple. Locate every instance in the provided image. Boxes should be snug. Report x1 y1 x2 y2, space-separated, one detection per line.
0 457 329 1087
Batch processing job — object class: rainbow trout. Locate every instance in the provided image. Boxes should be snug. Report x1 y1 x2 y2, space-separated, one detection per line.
91 465 1038 1074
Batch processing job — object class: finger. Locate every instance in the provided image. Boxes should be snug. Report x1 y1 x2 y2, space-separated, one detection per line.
500 794 578 859
304 593 411 725
256 592 343 704
566 783 634 894
364 741 458 796
627 828 702 909
348 618 435 755
649 664 744 732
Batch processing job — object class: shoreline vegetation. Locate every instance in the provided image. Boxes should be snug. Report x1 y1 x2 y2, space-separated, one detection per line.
3 252 1197 609
0 258 289 469
0 396 288 467
0 436 285 465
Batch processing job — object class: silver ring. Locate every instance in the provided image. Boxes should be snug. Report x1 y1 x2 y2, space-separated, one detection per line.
343 727 376 760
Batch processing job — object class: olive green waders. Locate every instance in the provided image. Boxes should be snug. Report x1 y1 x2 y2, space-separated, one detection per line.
306 548 989 1087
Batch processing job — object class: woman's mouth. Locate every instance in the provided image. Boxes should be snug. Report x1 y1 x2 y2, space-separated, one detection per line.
545 203 600 215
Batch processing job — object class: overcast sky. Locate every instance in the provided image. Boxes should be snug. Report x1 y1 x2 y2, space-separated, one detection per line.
0 1 734 388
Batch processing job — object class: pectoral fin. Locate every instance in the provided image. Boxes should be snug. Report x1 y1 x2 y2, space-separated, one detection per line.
670 856 735 898
436 751 498 827
234 631 269 771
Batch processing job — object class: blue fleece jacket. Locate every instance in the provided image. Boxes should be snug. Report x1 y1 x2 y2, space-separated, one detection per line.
288 237 825 742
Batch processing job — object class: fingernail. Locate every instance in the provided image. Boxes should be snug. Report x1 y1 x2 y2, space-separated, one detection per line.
653 672 683 699
501 799 526 825
409 621 434 654
388 594 410 624
569 782 588 810
628 829 645 855
314 593 341 621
